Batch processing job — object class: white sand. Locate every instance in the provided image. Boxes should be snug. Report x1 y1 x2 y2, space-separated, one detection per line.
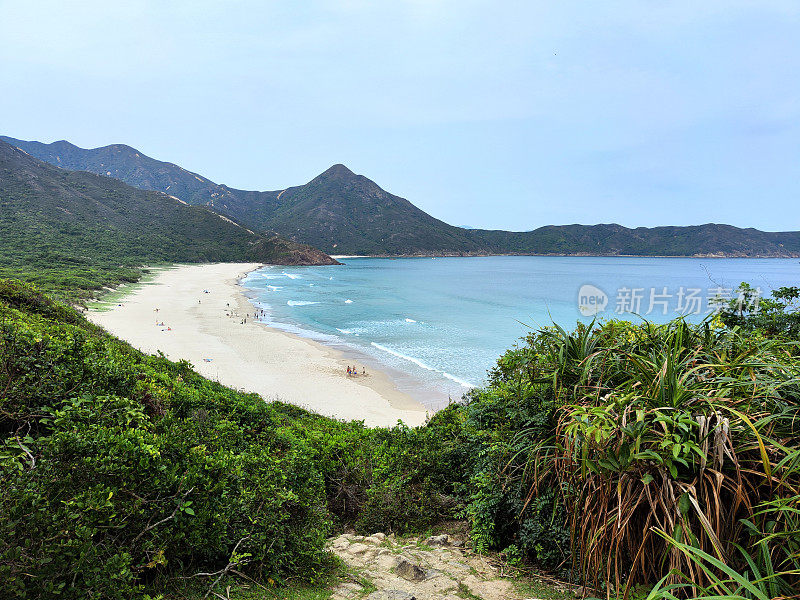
87 263 429 427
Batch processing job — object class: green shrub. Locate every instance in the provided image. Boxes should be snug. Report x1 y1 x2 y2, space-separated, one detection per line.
0 288 331 599
493 318 800 595
3 278 798 600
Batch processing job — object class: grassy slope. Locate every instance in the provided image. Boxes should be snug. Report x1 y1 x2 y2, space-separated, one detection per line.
0 140 335 300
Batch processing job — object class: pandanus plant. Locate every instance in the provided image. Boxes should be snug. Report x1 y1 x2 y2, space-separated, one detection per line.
516 318 799 598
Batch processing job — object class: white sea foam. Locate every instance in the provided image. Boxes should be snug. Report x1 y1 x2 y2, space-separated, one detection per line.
266 285 282 291
405 318 416 323
336 328 353 334
282 273 302 279
344 299 353 304
370 342 474 388
287 300 319 306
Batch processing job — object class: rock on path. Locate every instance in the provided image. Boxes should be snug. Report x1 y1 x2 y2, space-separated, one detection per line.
328 532 546 600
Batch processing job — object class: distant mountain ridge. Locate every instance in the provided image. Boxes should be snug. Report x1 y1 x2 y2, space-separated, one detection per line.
4 135 799 258
0 136 260 215
0 140 338 278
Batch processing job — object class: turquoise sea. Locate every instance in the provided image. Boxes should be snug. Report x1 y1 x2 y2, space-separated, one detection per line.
241 256 799 408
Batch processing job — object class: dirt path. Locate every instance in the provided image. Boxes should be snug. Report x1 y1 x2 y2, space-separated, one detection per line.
328 532 570 600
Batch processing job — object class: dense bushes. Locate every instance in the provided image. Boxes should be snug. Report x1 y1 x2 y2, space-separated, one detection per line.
719 282 800 338
0 284 332 598
458 371 570 572
2 278 799 599
0 281 471 598
463 316 800 597
278 402 471 535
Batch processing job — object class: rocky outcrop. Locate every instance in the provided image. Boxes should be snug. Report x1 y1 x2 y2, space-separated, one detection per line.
248 235 340 266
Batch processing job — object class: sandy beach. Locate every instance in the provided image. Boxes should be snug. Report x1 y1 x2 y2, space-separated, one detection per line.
87 263 429 427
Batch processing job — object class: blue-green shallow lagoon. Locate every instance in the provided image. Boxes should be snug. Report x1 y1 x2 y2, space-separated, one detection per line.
241 256 799 409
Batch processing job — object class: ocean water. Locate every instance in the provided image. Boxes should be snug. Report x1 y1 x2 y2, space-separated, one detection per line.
241 256 799 408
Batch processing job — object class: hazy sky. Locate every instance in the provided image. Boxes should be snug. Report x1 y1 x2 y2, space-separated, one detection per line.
1 1 798 231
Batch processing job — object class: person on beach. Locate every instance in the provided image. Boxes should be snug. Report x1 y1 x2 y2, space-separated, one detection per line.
346 366 351 375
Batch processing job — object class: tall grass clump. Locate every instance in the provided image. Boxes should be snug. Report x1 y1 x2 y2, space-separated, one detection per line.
468 309 799 598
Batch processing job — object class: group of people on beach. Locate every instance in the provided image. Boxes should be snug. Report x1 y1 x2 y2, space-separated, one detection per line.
224 302 267 325
346 365 366 377
153 308 171 331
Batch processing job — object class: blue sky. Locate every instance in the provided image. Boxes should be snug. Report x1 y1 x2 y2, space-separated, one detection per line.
1 1 798 231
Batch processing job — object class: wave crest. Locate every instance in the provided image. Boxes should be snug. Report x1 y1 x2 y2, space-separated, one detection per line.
370 342 474 388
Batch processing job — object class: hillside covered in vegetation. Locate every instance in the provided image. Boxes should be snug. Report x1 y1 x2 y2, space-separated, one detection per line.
6 136 800 258
1 274 798 599
0 141 337 300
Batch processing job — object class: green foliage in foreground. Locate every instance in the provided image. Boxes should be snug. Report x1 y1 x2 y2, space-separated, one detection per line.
0 281 332 598
469 313 800 597
719 282 800 339
2 278 799 600
0 280 464 599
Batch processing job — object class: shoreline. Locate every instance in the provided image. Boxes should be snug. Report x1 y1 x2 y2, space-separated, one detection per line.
334 253 799 260
87 263 430 427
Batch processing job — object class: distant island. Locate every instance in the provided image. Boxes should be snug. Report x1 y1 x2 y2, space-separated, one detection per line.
4 135 800 259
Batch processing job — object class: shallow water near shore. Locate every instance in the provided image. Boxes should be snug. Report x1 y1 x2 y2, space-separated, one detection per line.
242 256 799 402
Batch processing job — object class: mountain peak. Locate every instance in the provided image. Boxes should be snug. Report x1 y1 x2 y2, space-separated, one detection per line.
320 163 356 179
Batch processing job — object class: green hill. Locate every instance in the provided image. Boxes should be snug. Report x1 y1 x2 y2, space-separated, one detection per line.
471 222 800 257
0 136 252 210
5 135 800 257
260 164 490 255
0 140 337 299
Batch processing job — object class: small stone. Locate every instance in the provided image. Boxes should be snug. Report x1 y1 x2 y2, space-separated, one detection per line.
395 558 426 581
372 532 386 540
425 534 450 546
364 535 384 545
348 543 371 555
